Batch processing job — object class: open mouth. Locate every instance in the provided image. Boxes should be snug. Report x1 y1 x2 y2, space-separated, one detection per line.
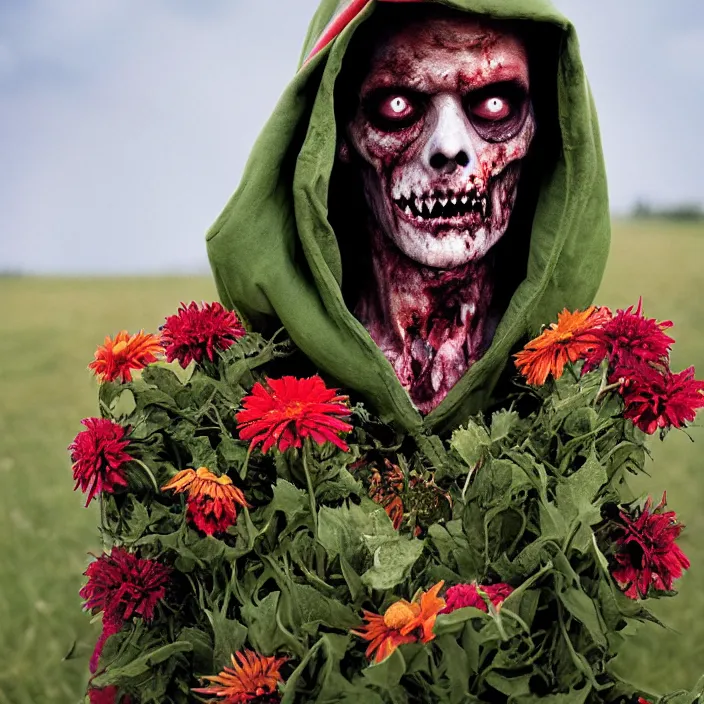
393 188 490 222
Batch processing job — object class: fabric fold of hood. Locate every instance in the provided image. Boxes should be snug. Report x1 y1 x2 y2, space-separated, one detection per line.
206 0 611 435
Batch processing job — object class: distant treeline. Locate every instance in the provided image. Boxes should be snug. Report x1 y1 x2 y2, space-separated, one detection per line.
632 200 704 221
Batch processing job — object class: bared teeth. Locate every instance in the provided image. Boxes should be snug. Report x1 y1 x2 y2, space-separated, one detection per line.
395 188 489 220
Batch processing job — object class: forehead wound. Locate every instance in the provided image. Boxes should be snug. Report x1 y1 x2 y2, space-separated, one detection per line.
366 21 527 86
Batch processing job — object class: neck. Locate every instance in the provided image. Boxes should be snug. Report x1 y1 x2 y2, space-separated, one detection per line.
355 224 495 414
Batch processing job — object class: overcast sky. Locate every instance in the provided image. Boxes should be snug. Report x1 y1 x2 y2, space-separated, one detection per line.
1 0 702 274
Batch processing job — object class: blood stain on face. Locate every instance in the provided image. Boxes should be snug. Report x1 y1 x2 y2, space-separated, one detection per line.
338 9 536 413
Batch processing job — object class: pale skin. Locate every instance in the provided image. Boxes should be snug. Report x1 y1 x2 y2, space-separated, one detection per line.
339 10 536 413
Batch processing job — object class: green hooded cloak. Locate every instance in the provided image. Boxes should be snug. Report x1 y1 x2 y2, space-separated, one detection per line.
206 0 610 436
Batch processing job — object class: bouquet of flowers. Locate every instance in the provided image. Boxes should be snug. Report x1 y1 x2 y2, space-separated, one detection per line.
70 300 704 703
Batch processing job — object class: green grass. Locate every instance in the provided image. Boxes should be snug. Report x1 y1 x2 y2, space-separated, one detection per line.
1 221 702 702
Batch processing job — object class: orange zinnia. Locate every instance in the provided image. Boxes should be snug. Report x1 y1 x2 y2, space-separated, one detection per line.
162 467 251 536
192 650 286 702
514 307 611 386
89 330 163 383
352 581 445 663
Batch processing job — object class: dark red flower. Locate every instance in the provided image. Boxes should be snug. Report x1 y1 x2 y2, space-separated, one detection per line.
88 686 131 704
89 616 121 674
161 301 246 368
442 583 514 614
81 548 171 674
236 376 353 454
619 364 704 435
583 299 674 373
69 418 132 506
80 547 170 623
162 467 251 536
612 494 690 600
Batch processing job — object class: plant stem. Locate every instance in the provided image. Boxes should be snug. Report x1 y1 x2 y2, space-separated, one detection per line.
302 441 318 538
133 458 160 493
461 459 481 501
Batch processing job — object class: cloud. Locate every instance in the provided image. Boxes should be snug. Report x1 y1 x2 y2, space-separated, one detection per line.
1 0 702 273
0 0 320 274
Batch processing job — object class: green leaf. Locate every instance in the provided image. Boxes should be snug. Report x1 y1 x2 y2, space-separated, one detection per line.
318 502 391 571
490 409 520 444
340 556 366 603
218 436 248 471
287 583 360 630
559 586 607 648
141 365 186 397
91 641 193 686
451 421 491 469
270 479 308 522
178 627 213 674
189 436 218 470
361 537 425 591
110 389 137 419
362 647 407 689
555 452 607 526
206 610 247 671
241 592 292 655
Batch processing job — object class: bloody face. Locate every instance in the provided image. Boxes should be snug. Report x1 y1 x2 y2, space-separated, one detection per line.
344 12 536 269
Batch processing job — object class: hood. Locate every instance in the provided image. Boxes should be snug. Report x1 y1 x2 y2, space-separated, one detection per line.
206 0 610 435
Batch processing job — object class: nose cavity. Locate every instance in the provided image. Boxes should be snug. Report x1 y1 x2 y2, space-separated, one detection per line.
424 94 475 174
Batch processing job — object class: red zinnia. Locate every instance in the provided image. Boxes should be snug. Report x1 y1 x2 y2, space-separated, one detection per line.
612 494 690 600
80 548 170 673
442 582 514 614
80 547 170 623
161 301 246 368
236 376 353 454
619 364 704 435
89 330 163 383
69 418 132 506
162 467 251 536
88 686 131 704
583 299 674 374
514 307 611 386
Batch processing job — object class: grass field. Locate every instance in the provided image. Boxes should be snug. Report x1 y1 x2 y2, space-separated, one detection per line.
1 220 702 702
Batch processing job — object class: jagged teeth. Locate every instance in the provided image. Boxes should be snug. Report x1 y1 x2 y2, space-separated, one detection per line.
396 190 489 220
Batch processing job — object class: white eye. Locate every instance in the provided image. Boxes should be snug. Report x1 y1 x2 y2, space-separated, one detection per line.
471 96 512 121
486 98 506 114
390 97 408 114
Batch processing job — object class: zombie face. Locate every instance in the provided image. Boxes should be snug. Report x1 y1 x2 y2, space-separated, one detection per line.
343 12 535 269
336 8 537 413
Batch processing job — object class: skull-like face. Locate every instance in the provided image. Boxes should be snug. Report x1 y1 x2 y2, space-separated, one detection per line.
344 12 536 269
